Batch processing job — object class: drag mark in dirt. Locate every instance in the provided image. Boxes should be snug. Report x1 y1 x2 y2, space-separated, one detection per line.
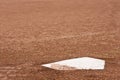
1 31 116 43
0 63 31 80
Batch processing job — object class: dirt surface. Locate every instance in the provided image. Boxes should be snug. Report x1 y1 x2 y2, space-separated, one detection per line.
0 0 120 80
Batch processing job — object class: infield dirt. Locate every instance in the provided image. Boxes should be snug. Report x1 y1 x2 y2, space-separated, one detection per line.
0 0 120 80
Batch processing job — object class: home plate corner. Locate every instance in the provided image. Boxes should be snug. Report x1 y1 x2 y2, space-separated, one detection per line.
41 57 105 70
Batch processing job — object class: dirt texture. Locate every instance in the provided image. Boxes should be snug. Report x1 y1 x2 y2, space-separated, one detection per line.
0 0 120 80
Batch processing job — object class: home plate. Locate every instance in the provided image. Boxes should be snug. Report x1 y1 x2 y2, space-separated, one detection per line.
42 57 105 70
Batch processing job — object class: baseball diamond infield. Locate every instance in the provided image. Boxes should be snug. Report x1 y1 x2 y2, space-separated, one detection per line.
0 0 120 80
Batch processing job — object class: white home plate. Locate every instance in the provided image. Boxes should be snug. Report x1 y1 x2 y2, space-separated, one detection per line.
42 57 105 70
